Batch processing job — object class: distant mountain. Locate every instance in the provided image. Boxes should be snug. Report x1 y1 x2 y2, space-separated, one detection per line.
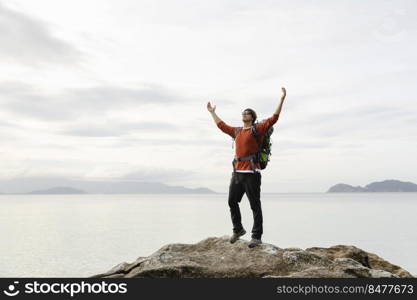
26 186 87 194
0 178 217 194
327 179 417 193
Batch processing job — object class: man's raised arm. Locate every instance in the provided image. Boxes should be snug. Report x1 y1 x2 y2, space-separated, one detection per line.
257 87 287 134
273 87 286 117
207 101 236 138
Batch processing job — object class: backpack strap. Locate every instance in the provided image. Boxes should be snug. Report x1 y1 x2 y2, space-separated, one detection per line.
251 123 262 162
234 127 242 138
232 154 257 174
232 127 242 149
251 124 261 144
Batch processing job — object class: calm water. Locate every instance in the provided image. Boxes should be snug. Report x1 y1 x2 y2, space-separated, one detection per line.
0 193 416 277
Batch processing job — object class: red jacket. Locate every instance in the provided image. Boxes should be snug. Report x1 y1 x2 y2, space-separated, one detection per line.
217 113 279 172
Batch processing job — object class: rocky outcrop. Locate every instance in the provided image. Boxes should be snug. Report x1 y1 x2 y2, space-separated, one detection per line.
90 236 414 278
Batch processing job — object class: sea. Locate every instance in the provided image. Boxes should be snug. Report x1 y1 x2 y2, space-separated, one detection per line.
0 192 416 277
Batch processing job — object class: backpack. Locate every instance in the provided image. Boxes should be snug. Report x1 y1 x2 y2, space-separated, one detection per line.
232 119 274 170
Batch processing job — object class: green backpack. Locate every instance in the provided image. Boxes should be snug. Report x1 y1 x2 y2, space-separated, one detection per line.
232 119 275 170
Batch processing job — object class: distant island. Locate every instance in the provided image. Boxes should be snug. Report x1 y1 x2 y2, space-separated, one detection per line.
0 178 217 194
327 179 417 193
0 186 86 195
26 186 87 194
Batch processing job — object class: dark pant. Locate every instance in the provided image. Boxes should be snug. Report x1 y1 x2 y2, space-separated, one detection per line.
228 171 263 239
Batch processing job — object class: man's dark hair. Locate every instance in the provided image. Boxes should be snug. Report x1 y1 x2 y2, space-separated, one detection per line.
243 108 257 124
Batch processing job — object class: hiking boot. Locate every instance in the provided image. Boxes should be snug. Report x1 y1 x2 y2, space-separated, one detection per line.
248 238 262 248
229 228 246 243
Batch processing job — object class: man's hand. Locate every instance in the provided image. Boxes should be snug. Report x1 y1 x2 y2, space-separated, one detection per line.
208 101 221 124
207 101 216 113
280 87 286 101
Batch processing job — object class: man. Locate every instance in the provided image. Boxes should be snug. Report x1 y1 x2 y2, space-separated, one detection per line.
207 87 286 248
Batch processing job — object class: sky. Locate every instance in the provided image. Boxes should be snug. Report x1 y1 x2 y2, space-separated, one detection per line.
0 0 416 193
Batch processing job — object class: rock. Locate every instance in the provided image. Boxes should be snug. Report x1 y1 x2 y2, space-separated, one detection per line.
89 236 414 278
327 179 417 192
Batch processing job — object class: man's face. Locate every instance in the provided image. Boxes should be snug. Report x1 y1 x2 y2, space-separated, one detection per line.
242 110 253 123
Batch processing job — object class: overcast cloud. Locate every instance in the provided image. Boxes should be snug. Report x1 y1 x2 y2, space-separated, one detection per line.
0 0 416 192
